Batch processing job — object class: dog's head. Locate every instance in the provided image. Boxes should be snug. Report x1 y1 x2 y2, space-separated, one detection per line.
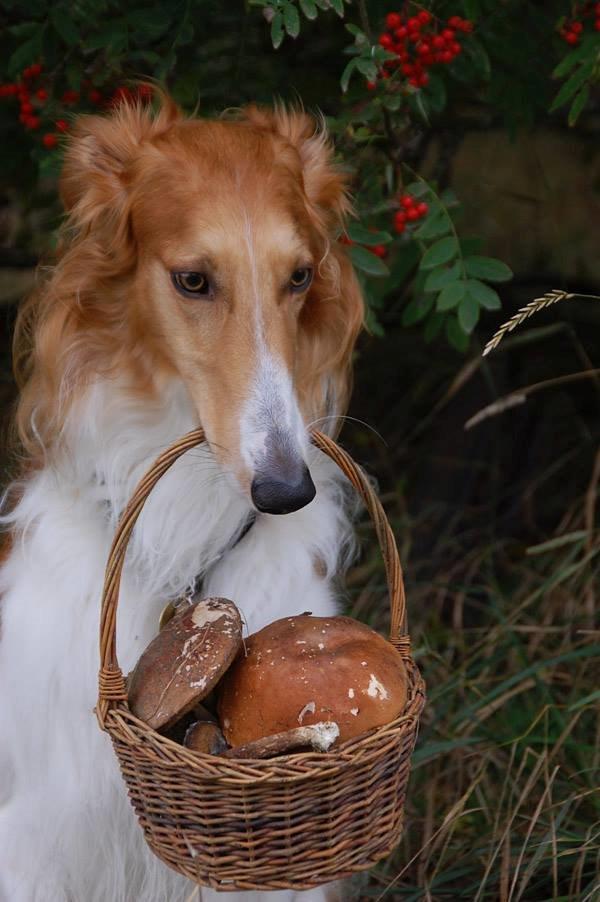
18 92 364 513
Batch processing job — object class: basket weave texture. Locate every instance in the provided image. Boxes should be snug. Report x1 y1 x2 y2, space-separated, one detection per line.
96 429 426 891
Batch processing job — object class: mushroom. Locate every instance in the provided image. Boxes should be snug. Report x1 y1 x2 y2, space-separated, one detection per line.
222 722 340 759
218 614 408 747
184 720 228 755
128 596 242 730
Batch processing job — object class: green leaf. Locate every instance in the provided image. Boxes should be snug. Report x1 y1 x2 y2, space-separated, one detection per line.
356 58 378 81
340 57 357 92
437 280 466 311
553 37 595 78
466 279 501 310
446 317 470 352
420 237 459 270
414 211 451 240
424 262 461 292
425 73 447 113
51 9 79 45
271 12 284 48
550 60 593 112
458 294 480 332
283 3 300 37
423 311 445 342
346 224 392 245
401 294 435 326
329 0 345 16
299 0 318 18
569 85 590 126
8 33 43 77
464 256 513 282
348 245 389 277
404 181 431 198
465 40 491 81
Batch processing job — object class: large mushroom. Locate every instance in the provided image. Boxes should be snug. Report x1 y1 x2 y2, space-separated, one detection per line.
128 596 242 731
218 613 408 747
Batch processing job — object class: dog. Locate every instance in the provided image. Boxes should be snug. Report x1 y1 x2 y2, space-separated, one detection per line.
0 91 364 902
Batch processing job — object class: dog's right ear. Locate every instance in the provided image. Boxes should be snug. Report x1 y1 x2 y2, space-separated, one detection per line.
60 91 181 225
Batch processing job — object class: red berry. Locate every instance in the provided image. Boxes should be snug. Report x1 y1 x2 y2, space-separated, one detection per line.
451 41 462 54
88 88 102 104
406 207 420 221
22 66 31 79
29 63 42 77
416 202 428 216
385 12 403 30
394 220 406 234
440 50 453 63
596 19 600 31
394 210 407 223
418 10 432 25
422 53 434 65
459 19 474 33
442 28 455 41
402 63 414 76
418 72 429 86
400 195 415 209
395 25 408 39
366 79 376 90
379 33 394 49
137 84 153 101
448 16 462 28
36 88 48 101
55 119 68 132
372 244 388 258
417 42 431 55
20 101 33 114
42 133 58 149
62 89 79 104
407 17 421 30
432 34 445 49
25 115 40 130
564 31 579 44
571 21 583 33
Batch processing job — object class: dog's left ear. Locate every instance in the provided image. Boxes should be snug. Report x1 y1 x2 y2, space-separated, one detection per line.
242 105 351 228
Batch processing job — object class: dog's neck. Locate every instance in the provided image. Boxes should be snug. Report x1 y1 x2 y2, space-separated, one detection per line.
46 377 254 600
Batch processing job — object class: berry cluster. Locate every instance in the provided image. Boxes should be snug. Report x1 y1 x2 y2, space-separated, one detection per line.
0 69 153 149
559 2 600 43
373 9 474 90
393 193 428 234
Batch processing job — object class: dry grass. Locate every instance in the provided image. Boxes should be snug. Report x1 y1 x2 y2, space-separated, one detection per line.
344 477 599 900
482 291 600 357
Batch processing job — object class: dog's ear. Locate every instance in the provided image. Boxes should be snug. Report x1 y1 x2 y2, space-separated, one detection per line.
60 91 181 224
242 105 351 227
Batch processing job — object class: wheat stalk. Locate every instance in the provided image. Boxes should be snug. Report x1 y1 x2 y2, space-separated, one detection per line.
482 290 577 356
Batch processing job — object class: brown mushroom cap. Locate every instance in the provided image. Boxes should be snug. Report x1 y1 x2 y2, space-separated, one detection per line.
128 596 242 730
218 614 408 746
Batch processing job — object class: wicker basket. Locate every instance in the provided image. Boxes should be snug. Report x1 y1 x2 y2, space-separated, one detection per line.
96 428 426 892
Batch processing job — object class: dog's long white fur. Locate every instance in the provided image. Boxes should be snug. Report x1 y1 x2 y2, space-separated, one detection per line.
0 377 355 902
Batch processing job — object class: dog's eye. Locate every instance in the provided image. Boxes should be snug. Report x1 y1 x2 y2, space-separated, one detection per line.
172 272 211 297
289 267 313 292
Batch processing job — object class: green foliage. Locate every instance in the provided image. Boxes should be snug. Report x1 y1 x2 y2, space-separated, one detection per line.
0 0 596 350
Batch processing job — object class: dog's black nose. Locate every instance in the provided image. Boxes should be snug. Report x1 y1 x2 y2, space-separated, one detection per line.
251 466 316 514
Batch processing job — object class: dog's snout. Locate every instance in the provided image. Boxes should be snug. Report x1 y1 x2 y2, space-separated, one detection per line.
251 465 316 515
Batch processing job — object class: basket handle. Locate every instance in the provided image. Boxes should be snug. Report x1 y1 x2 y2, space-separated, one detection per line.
97 429 408 725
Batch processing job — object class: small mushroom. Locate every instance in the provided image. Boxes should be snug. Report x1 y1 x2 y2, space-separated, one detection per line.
222 722 339 759
218 614 408 746
184 720 228 755
128 596 242 730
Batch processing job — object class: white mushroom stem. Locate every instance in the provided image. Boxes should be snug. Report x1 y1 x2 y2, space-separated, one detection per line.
221 722 340 759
